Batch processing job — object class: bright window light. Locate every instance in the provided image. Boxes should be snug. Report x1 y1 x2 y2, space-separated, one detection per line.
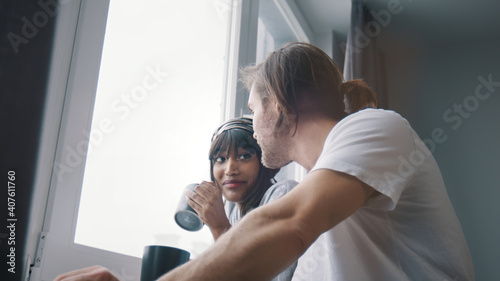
74 0 233 258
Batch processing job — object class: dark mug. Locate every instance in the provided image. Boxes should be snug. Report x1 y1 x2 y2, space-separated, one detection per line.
140 245 190 281
174 183 204 231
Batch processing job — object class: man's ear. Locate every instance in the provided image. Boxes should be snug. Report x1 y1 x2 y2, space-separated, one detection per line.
271 98 281 115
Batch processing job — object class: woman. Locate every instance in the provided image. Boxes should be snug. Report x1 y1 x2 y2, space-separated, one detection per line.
186 117 298 281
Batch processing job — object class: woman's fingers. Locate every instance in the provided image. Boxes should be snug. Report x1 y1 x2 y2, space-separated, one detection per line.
185 181 226 226
188 182 220 206
186 190 202 211
196 181 220 196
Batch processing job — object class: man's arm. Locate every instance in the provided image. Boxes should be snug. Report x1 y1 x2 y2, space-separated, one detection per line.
160 169 377 281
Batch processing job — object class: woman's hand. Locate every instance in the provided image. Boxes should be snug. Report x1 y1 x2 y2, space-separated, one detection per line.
186 181 231 240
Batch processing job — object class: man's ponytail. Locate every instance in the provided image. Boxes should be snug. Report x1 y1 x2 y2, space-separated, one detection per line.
342 79 378 114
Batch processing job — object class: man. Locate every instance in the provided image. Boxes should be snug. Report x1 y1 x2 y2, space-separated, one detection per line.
56 42 474 280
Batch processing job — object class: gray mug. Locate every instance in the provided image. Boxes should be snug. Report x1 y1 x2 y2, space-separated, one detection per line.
174 183 204 231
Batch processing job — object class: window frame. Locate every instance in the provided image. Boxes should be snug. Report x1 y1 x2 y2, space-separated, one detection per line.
28 1 146 280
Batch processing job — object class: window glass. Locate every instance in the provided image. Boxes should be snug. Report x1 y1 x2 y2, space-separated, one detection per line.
74 0 233 258
256 0 298 62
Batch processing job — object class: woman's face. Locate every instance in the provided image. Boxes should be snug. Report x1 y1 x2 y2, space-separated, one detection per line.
212 146 260 205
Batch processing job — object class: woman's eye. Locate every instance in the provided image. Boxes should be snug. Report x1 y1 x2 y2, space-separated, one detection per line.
238 153 252 160
215 156 225 163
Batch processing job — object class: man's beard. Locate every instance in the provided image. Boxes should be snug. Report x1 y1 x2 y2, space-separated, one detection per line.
258 131 292 169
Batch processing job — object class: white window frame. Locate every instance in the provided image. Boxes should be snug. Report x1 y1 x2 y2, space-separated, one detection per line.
26 1 311 280
28 1 142 280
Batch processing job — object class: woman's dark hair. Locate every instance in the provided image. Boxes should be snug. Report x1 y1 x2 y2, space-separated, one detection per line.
209 118 280 217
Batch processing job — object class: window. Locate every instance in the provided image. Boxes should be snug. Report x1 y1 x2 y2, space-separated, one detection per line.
74 0 232 259
35 1 237 280
256 0 311 63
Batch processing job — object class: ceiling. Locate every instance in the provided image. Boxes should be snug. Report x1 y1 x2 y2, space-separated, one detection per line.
294 0 500 48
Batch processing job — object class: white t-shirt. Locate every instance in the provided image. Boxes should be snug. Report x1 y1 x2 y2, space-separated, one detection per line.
292 109 474 281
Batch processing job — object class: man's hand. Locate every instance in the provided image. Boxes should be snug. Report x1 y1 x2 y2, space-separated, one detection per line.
187 181 231 239
54 265 120 281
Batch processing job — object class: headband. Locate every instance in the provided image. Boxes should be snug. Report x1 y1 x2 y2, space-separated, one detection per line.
211 117 254 143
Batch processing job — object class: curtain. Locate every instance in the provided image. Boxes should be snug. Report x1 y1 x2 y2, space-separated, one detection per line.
342 0 388 108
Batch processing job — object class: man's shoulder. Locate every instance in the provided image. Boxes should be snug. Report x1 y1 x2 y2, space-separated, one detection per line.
343 108 406 124
332 109 411 138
